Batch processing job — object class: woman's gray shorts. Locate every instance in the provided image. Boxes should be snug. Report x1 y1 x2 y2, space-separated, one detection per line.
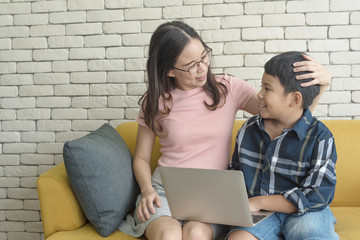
118 167 230 239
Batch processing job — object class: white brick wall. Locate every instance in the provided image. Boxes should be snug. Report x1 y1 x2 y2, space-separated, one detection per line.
0 0 359 239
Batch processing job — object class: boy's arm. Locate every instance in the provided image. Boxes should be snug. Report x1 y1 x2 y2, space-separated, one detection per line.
249 195 297 214
229 141 240 168
281 135 337 215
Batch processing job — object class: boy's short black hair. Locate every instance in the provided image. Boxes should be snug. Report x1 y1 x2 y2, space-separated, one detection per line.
264 51 320 109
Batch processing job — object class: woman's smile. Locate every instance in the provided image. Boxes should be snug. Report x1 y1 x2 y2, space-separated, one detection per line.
195 74 207 82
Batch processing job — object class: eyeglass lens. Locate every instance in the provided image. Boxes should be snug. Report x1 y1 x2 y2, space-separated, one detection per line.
188 50 212 75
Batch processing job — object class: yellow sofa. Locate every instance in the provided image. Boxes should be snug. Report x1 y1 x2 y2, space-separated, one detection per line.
37 120 360 240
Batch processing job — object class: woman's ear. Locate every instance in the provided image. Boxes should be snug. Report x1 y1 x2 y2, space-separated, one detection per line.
168 69 175 78
291 91 303 107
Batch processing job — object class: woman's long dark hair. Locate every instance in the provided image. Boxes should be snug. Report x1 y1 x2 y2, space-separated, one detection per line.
139 21 228 134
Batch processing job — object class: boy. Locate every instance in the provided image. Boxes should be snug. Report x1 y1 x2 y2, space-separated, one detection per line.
227 52 338 240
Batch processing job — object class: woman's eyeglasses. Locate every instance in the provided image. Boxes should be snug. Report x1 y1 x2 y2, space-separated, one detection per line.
172 48 212 76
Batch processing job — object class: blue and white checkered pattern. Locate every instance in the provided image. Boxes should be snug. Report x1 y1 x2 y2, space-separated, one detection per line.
230 109 337 215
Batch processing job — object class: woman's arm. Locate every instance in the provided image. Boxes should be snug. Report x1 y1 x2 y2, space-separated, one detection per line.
133 125 160 222
243 93 260 115
293 54 332 112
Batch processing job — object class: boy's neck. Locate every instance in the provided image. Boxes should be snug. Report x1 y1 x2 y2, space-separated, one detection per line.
263 109 304 141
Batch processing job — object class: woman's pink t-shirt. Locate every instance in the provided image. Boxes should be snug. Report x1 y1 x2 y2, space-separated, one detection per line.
137 74 257 170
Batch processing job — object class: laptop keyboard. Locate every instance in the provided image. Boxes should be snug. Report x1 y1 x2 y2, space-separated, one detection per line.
251 214 268 224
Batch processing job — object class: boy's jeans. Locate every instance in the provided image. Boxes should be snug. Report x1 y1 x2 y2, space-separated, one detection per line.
226 206 339 240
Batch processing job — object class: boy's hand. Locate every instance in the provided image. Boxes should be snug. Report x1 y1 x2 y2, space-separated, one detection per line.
249 195 297 214
249 196 263 212
293 54 331 87
137 188 161 222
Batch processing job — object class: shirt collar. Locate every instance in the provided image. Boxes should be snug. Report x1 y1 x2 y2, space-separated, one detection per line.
292 108 313 139
254 108 314 140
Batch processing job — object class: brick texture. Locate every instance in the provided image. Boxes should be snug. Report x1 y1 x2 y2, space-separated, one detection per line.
0 0 359 239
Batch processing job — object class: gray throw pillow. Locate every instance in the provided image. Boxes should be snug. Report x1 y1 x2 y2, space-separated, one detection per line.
63 123 139 237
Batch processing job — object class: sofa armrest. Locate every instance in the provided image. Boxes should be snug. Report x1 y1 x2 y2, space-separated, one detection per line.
37 162 87 239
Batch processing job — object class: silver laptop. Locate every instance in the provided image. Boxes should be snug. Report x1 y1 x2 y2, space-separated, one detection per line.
159 166 274 227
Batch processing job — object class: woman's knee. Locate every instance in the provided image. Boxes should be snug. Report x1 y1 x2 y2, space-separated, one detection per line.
227 230 258 240
183 221 213 240
158 229 182 240
145 216 182 240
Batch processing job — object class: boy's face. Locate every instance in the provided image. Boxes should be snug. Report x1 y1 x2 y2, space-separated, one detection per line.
257 73 294 120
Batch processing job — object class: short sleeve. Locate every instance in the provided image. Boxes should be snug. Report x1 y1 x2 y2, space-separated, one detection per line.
136 106 148 128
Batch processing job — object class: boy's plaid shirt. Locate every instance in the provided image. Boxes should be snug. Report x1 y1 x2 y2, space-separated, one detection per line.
230 109 337 215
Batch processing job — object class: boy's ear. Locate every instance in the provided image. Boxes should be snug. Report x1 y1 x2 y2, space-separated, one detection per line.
290 91 302 107
168 69 175 78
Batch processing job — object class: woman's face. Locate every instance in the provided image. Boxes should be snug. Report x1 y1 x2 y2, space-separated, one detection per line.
169 38 210 91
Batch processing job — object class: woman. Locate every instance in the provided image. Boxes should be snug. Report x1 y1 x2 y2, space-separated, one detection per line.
118 21 331 240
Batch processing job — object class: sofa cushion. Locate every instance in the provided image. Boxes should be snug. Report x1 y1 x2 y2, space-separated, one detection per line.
331 207 360 239
63 123 139 237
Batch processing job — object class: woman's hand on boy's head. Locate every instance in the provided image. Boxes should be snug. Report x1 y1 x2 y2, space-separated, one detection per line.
293 54 331 88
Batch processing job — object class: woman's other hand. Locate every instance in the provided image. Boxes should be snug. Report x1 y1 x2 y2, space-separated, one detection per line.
137 188 161 222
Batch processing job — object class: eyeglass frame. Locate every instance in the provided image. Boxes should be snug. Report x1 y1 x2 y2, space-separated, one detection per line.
172 48 212 76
